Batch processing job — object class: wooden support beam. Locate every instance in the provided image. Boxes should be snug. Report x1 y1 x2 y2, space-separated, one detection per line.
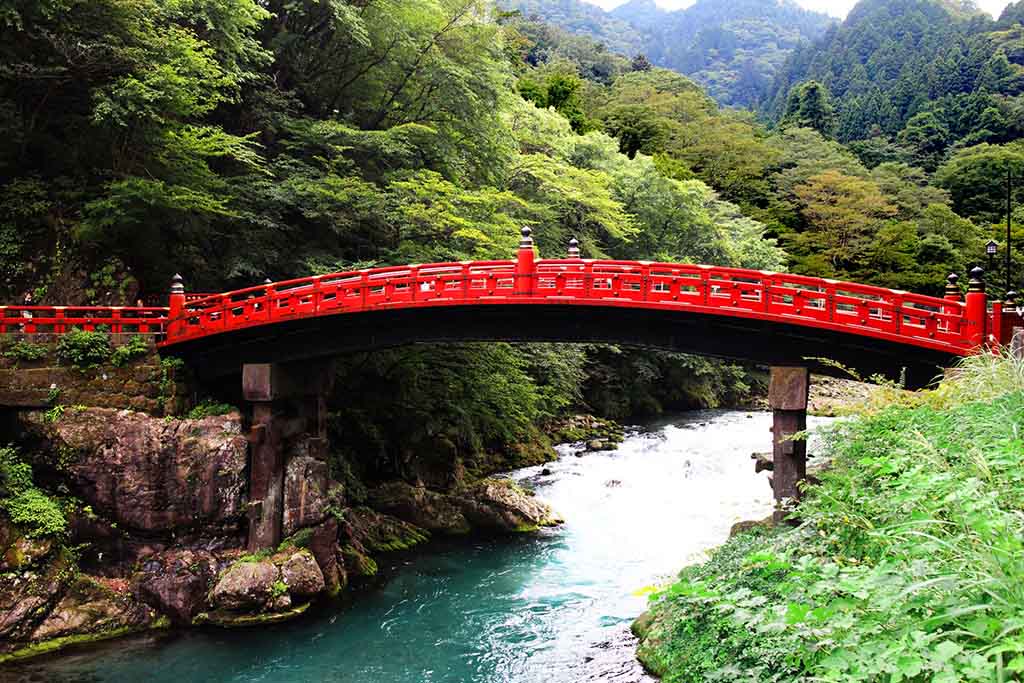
769 366 809 524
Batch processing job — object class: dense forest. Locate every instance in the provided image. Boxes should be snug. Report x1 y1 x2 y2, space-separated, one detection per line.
502 0 834 106
1 0 1023 471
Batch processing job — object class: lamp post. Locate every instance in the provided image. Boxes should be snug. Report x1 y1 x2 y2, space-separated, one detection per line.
986 239 998 280
1006 169 1013 295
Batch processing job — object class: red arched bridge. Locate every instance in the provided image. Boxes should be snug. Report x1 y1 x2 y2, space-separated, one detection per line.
4 229 1021 545
1 230 1016 386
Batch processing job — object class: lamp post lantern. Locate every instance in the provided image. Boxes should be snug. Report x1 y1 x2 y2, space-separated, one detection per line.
986 239 998 278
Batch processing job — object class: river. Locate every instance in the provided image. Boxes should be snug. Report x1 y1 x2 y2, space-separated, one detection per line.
3 409 832 683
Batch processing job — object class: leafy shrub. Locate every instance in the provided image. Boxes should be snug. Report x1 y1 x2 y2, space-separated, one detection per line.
0 446 66 538
640 355 1024 683
109 335 150 367
187 400 236 419
55 328 110 368
2 340 48 362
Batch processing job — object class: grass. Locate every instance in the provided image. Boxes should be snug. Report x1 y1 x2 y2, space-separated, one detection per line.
637 351 1024 683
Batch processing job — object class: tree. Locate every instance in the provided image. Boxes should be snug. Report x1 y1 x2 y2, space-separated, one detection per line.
897 112 950 172
791 170 897 274
781 81 836 138
598 105 667 158
934 141 1024 222
630 53 653 72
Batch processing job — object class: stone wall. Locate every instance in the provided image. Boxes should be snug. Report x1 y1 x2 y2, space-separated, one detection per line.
0 343 191 415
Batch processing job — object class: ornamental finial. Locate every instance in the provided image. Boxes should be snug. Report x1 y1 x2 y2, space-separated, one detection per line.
519 226 534 249
968 266 985 293
170 273 185 294
568 237 580 259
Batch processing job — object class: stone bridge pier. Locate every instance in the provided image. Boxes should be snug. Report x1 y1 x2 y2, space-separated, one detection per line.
768 366 809 523
242 361 335 551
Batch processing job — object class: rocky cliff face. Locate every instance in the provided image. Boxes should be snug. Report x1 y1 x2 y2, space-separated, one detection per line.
25 408 249 537
0 404 563 663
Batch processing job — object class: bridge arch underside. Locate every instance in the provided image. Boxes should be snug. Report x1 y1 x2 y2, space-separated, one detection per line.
166 304 961 389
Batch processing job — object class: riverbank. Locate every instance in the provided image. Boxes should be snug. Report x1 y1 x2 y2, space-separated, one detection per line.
633 352 1024 682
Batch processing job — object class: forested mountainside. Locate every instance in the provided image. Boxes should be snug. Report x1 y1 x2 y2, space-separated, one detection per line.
500 0 834 106
766 0 1024 148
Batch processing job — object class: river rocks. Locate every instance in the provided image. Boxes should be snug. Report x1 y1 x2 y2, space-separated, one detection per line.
549 414 625 446
369 481 472 535
280 551 325 598
306 518 344 596
343 506 429 554
368 479 561 535
209 560 278 611
456 479 562 532
29 576 158 644
135 549 219 624
208 549 324 617
0 556 69 643
21 408 248 537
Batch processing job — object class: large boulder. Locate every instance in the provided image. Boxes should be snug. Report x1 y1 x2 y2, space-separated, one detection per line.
22 408 248 535
455 479 562 532
279 550 325 598
368 480 561 535
135 549 219 624
208 560 278 611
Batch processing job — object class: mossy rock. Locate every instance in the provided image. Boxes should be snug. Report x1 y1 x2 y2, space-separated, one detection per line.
341 545 378 577
198 602 309 628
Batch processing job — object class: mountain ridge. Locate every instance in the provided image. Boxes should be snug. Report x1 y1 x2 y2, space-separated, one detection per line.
500 0 835 106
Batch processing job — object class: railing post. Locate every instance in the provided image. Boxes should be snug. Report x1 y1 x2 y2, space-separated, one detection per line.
516 226 535 296
965 267 987 349
168 273 185 339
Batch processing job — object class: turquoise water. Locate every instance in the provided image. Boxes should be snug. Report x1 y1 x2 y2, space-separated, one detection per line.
3 410 830 683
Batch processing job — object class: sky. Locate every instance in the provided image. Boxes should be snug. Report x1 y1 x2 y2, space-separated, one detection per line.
582 0 1015 19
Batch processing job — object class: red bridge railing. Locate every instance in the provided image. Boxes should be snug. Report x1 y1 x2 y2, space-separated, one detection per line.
0 306 169 336
2 231 1016 356
160 259 978 355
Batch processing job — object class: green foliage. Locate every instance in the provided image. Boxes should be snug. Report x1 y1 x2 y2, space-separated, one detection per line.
0 446 66 538
639 355 1024 682
55 329 111 369
43 405 65 424
2 341 48 363
781 81 836 138
109 336 150 367
935 141 1024 222
278 528 315 552
186 401 236 420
